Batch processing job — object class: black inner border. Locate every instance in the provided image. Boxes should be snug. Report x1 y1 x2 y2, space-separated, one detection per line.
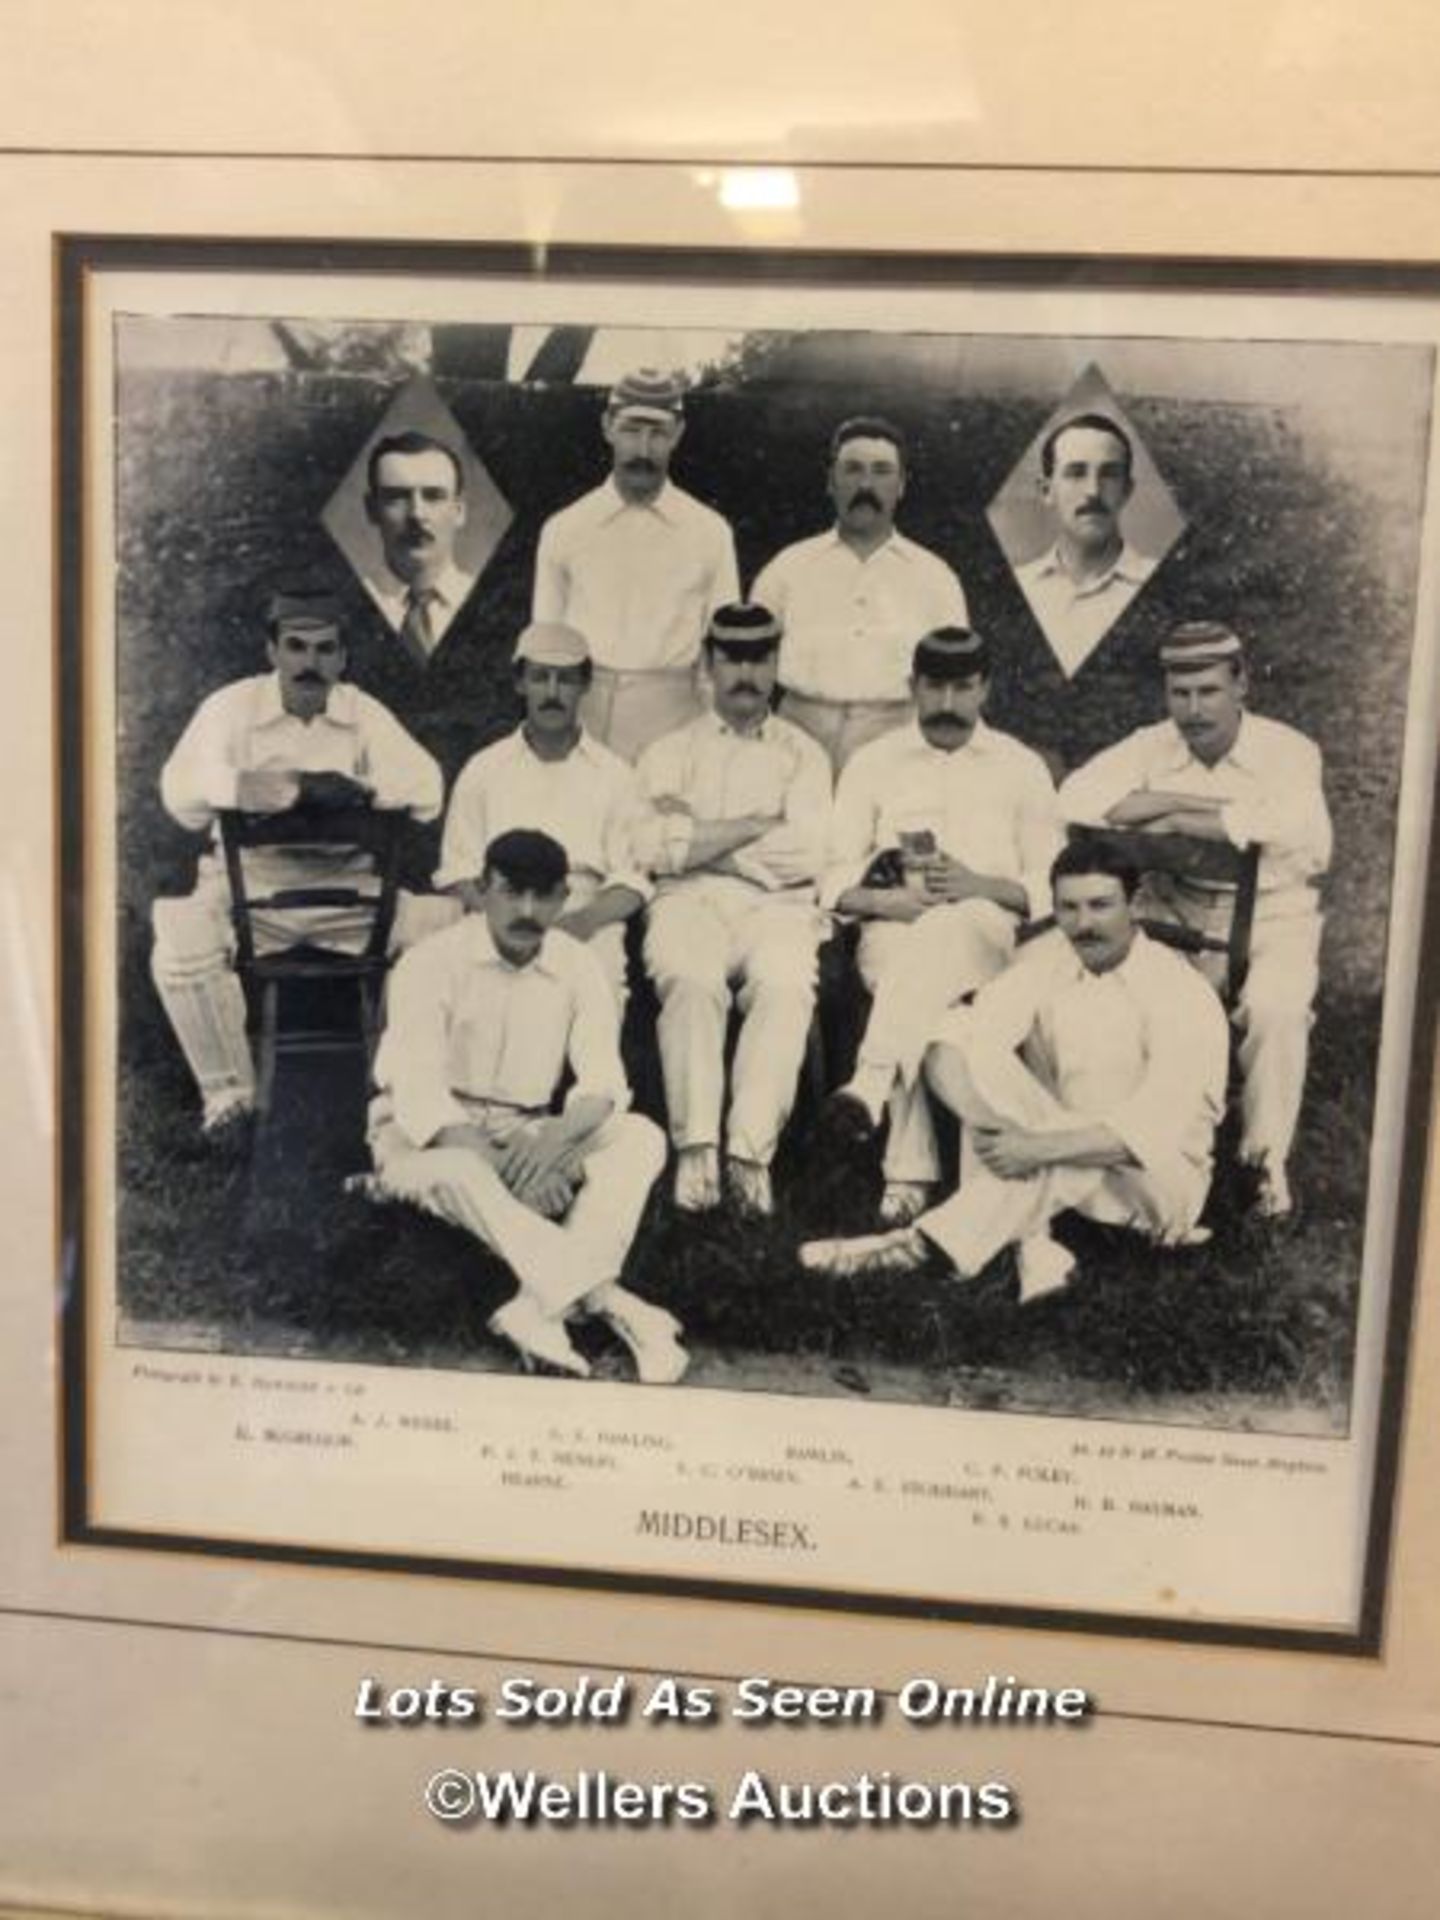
53 232 1440 1660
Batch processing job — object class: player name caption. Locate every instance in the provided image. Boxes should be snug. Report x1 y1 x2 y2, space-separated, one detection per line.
133 1365 1324 1541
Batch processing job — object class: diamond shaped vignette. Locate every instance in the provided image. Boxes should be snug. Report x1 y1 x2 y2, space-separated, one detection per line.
986 365 1185 679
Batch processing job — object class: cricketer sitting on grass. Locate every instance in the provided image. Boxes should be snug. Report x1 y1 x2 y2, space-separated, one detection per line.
801 839 1229 1302
362 828 682 1384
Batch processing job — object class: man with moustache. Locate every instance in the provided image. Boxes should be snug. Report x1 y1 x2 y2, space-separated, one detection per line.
363 828 682 1383
434 623 651 1010
750 416 969 771
532 369 739 762
801 841 1229 1300
636 603 833 1217
1013 412 1158 678
150 587 444 1136
1059 621 1331 1218
361 429 478 663
821 628 1062 1224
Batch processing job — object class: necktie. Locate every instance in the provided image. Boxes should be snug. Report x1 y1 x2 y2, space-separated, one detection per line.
399 586 440 665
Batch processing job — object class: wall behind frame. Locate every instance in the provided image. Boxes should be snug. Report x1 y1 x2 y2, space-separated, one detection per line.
4 5 1440 1912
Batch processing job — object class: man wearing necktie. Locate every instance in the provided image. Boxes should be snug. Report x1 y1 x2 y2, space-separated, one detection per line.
362 430 478 664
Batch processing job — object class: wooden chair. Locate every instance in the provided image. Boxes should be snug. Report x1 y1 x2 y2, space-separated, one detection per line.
218 804 406 1115
1065 822 1261 1006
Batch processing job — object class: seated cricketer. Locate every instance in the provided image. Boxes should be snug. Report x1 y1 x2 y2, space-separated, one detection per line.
150 586 444 1136
434 621 651 1010
822 626 1062 1226
801 841 1229 1302
363 829 682 1383
1058 619 1331 1219
635 601 833 1218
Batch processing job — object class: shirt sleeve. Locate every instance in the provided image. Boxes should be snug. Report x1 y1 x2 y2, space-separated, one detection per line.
562 938 632 1115
598 763 656 903
1098 965 1228 1176
819 747 884 909
1221 735 1332 878
1013 751 1065 920
355 695 444 821
966 940 1056 1063
731 732 833 891
158 686 245 829
935 556 969 628
1057 732 1150 827
709 519 741 616
531 512 568 623
372 942 470 1148
632 733 695 876
433 756 490 892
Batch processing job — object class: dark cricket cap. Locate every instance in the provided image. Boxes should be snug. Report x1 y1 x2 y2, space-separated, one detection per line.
483 827 570 891
912 626 991 680
704 601 783 659
1159 620 1245 670
266 586 344 633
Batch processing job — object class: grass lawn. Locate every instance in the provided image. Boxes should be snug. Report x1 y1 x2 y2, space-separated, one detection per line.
115 979 1371 1438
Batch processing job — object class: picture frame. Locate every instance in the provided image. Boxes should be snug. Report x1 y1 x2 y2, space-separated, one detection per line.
57 232 1440 1654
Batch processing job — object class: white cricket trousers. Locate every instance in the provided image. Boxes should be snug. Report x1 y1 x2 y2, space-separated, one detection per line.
581 666 702 765
369 1108 666 1318
917 1012 1206 1278
1143 888 1320 1172
644 880 825 1166
151 867 457 1122
856 898 1017 1183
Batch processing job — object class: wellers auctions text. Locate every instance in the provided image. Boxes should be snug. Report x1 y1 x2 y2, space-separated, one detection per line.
355 1672 1093 1727
423 1767 1017 1828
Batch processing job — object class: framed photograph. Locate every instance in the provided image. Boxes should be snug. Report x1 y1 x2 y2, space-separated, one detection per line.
60 234 1439 1655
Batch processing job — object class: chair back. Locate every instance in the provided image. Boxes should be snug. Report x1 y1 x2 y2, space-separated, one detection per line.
1066 823 1261 1004
217 804 406 970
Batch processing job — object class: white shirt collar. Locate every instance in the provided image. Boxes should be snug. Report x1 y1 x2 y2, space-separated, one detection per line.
599 475 682 525
1063 926 1157 988
512 723 606 768
461 910 564 980
706 704 777 744
253 672 359 727
902 714 996 758
823 525 913 562
1029 539 1150 594
1157 710 1257 775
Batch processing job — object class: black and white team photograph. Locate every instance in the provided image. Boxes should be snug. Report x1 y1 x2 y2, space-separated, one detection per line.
71 253 1440 1637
